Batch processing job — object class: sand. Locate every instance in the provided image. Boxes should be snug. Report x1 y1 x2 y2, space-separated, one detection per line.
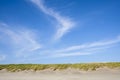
0 68 120 80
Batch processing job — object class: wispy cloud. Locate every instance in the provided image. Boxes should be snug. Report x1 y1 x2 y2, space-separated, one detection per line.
51 52 91 58
55 36 120 52
30 0 75 40
0 54 6 61
0 23 42 57
43 36 120 57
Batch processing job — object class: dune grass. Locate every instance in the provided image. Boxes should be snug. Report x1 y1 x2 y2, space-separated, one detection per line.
0 62 120 72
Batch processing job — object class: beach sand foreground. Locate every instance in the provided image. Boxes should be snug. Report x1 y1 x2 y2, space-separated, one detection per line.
0 68 120 80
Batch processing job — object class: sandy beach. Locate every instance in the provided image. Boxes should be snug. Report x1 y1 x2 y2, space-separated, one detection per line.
0 68 120 80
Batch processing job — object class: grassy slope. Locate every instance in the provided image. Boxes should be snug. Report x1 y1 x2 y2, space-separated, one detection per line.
0 62 120 72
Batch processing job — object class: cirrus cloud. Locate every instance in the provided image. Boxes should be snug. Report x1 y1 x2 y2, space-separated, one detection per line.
0 23 42 57
30 0 75 40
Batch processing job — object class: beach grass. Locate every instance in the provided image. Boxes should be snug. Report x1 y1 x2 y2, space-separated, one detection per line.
0 62 120 72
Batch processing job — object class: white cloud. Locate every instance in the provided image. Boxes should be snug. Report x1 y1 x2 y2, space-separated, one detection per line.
42 36 120 57
55 36 120 52
0 55 6 61
0 23 42 57
30 0 75 40
51 52 90 58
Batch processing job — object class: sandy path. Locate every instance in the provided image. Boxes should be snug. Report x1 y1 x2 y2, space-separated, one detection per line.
0 68 120 80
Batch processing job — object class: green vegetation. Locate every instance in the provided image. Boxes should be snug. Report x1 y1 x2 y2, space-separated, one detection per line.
0 62 120 72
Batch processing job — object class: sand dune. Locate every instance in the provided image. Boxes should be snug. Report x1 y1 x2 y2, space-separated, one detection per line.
0 68 120 80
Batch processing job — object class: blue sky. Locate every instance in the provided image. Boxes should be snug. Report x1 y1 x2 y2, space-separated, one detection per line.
0 0 120 64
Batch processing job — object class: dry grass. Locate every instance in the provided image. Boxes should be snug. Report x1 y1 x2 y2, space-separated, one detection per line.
0 62 120 72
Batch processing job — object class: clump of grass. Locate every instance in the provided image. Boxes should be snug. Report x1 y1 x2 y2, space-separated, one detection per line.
0 62 120 72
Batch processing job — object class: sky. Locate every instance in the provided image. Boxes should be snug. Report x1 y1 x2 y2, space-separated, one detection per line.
0 0 120 64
